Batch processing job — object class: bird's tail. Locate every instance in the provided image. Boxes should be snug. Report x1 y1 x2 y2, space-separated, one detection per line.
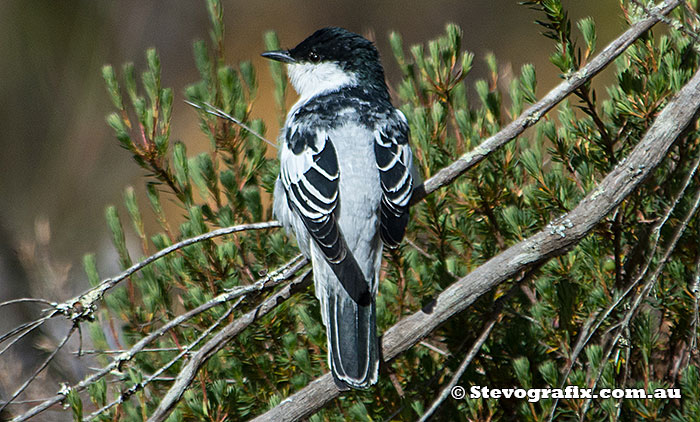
312 251 379 389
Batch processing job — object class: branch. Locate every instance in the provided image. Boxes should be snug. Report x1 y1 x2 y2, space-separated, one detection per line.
249 64 700 422
580 180 700 419
547 128 700 420
417 266 540 421
52 221 280 324
631 0 700 47
147 269 313 422
0 326 76 414
410 0 682 204
10 253 306 422
85 297 243 421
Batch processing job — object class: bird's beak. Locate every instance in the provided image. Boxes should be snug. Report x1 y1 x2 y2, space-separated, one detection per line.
261 50 296 64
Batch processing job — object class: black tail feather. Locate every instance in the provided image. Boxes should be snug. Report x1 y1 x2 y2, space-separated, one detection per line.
327 288 378 389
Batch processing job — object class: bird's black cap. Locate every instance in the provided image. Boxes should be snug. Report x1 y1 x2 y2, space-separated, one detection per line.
262 27 387 88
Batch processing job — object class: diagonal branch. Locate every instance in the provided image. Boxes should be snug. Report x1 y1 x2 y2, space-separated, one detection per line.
3 1 685 419
410 0 682 204
249 64 700 422
85 297 244 421
580 181 700 420
417 265 541 421
9 254 307 422
147 269 313 422
547 130 700 421
2 221 282 333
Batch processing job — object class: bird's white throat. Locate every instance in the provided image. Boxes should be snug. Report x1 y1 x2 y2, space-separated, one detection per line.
287 62 357 101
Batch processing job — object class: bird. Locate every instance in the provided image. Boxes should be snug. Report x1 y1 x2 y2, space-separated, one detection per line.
262 27 414 389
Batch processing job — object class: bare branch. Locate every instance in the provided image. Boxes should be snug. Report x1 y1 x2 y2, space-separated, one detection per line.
0 298 54 309
249 62 700 422
580 181 700 419
631 0 700 47
547 122 700 421
410 0 682 205
41 221 280 327
419 319 497 422
147 269 313 422
0 314 55 357
0 325 76 414
84 297 244 421
10 254 306 422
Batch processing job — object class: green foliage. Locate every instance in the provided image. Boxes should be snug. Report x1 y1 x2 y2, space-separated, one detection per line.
87 0 700 421
263 30 288 123
65 387 84 422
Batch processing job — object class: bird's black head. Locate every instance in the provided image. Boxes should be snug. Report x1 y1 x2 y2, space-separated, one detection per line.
262 27 388 97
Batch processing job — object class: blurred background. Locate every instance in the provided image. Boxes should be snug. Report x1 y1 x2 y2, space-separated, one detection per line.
0 0 619 418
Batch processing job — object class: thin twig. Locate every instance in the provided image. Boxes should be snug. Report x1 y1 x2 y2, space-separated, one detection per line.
10 254 307 422
185 100 277 149
147 269 313 422
410 0 683 205
418 266 540 421
84 297 243 421
0 314 56 357
580 181 700 420
0 298 55 308
0 325 76 414
54 221 280 324
249 61 700 422
418 341 449 357
547 131 700 421
73 347 181 355
631 0 700 47
419 319 497 422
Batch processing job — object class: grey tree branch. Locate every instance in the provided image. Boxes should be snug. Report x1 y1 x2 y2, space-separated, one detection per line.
65 221 281 321
410 0 682 204
10 254 307 422
547 131 700 421
147 269 313 422
85 297 243 421
417 266 540 422
0 222 282 355
249 64 700 422
3 0 686 419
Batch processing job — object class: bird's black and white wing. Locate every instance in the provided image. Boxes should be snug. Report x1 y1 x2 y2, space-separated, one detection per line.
280 123 371 306
374 110 413 248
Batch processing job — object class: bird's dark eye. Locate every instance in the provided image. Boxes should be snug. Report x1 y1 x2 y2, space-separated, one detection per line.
308 51 320 62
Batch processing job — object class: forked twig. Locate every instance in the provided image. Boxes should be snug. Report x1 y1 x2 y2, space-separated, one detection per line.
0 325 76 414
147 269 313 422
10 254 307 422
